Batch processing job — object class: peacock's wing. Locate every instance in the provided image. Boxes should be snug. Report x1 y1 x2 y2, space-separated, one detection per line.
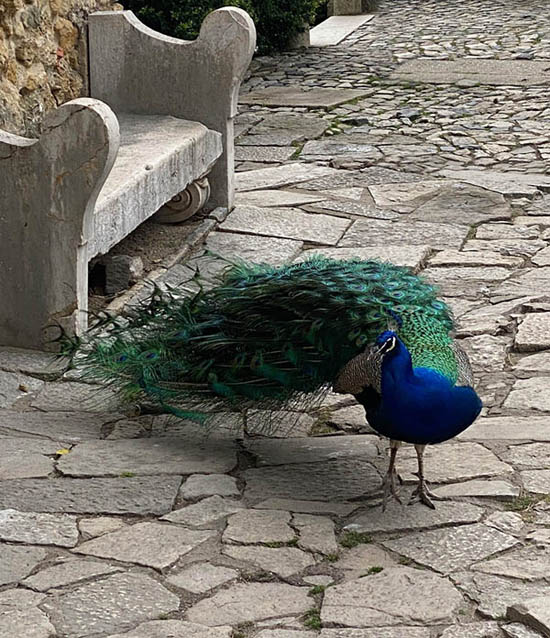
451 342 475 387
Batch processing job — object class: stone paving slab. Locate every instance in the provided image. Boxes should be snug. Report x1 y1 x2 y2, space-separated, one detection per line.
76 521 217 569
339 218 469 249
30 381 120 412
219 205 351 245
473 545 550 582
235 145 296 162
0 591 56 638
240 87 369 108
508 597 550 638
0 508 78 547
58 436 237 477
458 416 550 441
396 442 513 483
223 545 315 577
345 501 483 534
320 629 432 638
439 169 550 196
0 348 67 380
107 620 234 638
0 410 117 442
382 524 519 574
0 437 58 479
297 245 431 271
223 509 295 544
161 495 245 528
515 313 550 351
205 231 304 266
180 473 240 499
167 563 239 594
248 434 378 466
186 582 311 626
244 458 381 502
391 59 550 86
236 163 338 192
0 476 181 514
42 572 180 636
432 479 520 499
0 543 47 586
321 567 464 627
22 559 122 592
235 189 325 207
0 370 44 408
453 571 550 620
253 497 359 516
310 15 375 47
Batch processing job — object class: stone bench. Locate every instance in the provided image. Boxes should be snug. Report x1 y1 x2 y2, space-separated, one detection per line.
0 7 255 349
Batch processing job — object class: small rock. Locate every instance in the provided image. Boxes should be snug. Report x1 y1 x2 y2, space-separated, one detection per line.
103 255 144 295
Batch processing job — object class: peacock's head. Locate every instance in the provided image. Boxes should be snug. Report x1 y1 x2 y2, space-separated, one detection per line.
372 330 401 361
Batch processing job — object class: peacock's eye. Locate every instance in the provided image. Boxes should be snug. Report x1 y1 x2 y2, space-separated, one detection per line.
116 354 129 362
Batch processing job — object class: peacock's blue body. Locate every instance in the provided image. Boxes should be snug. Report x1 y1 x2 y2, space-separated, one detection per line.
354 332 482 446
66 256 482 507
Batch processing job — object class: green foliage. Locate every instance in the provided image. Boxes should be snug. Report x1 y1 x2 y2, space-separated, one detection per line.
340 531 372 548
122 0 327 54
309 584 326 595
303 608 322 630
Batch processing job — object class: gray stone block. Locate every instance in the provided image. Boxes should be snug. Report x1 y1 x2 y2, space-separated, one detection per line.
76 521 217 569
186 582 311 626
0 544 47 586
58 436 236 477
42 572 180 636
0 476 181 515
321 567 464 627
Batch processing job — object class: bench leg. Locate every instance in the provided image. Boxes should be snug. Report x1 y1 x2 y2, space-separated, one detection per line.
154 176 211 224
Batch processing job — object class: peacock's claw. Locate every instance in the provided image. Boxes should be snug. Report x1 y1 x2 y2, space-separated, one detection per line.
381 468 403 511
408 480 441 509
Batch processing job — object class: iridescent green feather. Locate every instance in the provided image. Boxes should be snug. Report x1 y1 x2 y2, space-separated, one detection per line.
65 256 456 425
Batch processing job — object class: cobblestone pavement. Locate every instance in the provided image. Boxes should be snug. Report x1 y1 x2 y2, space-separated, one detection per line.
2 1 550 636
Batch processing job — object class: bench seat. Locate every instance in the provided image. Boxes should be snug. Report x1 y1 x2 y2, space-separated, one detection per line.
91 113 222 259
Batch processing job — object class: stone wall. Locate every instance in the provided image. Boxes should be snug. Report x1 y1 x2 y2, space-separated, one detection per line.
0 0 120 137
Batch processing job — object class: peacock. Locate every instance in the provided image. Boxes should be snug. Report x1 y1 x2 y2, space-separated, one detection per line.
65 256 482 509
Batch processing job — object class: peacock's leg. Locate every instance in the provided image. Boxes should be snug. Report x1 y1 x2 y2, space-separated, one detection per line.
382 439 402 511
409 444 442 509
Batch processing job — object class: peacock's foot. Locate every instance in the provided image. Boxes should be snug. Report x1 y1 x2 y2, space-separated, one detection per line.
408 479 442 509
381 469 403 511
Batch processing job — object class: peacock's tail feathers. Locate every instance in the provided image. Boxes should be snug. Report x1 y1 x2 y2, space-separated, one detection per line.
65 256 456 428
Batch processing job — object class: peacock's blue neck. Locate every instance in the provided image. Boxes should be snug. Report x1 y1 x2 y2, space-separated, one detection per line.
363 338 482 445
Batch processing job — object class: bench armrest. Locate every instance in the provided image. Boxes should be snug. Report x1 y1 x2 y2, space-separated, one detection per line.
89 8 256 209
